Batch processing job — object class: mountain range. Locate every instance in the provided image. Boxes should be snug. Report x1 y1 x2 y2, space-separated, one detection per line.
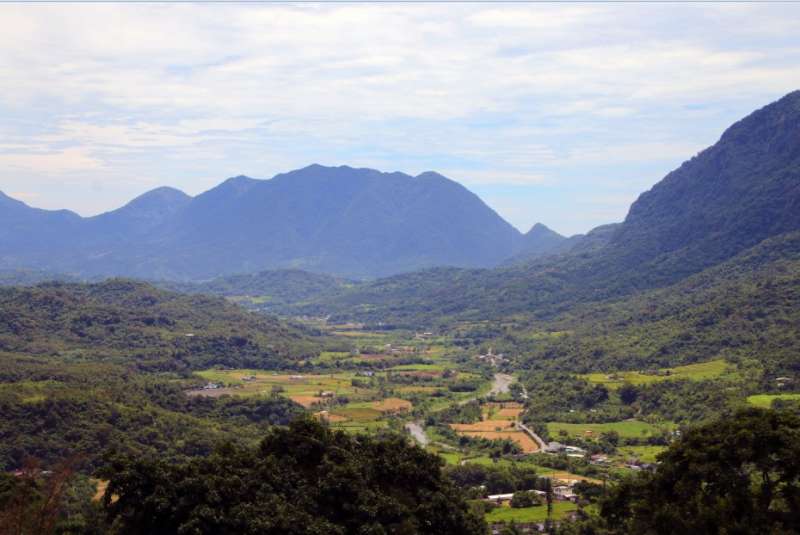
239 90 800 325
0 166 568 280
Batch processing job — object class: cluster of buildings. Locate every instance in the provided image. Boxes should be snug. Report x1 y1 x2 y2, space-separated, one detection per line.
476 348 507 367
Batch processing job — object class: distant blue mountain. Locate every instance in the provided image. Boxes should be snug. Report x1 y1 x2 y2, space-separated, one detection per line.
0 165 554 279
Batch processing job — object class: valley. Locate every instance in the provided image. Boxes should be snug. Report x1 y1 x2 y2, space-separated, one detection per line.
154 320 777 528
2 90 800 533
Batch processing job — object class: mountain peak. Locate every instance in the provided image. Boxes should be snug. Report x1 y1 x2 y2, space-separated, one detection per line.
526 222 559 236
416 171 447 181
611 89 800 283
127 186 191 207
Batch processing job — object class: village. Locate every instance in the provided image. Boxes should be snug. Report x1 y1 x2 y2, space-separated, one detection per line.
182 325 672 530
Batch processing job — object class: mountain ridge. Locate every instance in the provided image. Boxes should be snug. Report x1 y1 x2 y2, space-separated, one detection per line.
0 165 545 279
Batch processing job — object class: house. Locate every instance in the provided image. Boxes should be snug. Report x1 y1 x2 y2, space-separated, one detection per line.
486 493 514 504
553 485 577 501
202 382 221 390
544 441 565 453
776 377 793 388
590 454 609 465
485 490 545 504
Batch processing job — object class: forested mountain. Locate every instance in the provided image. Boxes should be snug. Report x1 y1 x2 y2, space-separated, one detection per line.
0 165 534 280
0 279 325 472
0 279 321 372
292 91 800 325
504 223 568 264
160 269 352 310
510 230 800 377
603 89 800 287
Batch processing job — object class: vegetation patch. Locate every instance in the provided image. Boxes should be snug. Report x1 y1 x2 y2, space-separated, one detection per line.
456 431 539 453
581 359 732 389
485 501 578 523
547 419 671 439
746 393 800 408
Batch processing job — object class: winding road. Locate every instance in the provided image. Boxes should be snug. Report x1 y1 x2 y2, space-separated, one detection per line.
406 373 547 450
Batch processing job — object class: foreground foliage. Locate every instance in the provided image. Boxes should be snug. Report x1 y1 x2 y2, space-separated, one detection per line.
101 417 486 535
566 408 800 534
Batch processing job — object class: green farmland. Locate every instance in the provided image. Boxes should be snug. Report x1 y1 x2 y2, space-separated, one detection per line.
485 501 578 523
746 393 800 408
581 359 731 389
547 419 672 439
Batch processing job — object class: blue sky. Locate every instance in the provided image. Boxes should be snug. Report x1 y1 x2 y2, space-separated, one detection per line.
1 3 799 236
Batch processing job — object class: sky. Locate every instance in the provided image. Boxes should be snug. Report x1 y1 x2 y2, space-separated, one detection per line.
1 3 799 236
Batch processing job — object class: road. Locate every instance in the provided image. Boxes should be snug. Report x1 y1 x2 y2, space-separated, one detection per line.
517 421 548 451
405 421 429 446
407 373 532 449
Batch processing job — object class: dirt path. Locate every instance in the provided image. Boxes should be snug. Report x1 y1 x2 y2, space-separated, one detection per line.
405 421 429 446
489 373 514 396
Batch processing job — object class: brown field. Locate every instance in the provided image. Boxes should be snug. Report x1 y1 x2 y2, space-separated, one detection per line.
315 411 349 423
549 472 603 485
455 430 539 453
290 395 323 408
496 408 524 419
372 397 413 413
450 420 515 432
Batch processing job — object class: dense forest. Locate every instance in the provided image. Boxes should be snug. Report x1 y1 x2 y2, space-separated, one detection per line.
0 279 322 372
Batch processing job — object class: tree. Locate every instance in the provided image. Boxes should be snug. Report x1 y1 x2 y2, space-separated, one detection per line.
0 457 79 535
102 417 486 535
618 383 638 405
544 477 554 532
510 490 541 508
592 408 800 534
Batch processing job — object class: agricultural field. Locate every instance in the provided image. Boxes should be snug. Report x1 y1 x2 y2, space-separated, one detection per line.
547 419 672 440
617 445 666 463
485 501 578 523
449 400 540 453
746 393 800 408
482 401 524 420
580 359 732 389
192 328 498 436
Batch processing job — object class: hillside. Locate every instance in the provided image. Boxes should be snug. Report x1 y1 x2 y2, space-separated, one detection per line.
0 279 321 372
511 230 800 378
294 91 800 325
0 165 529 280
160 269 353 311
604 89 800 287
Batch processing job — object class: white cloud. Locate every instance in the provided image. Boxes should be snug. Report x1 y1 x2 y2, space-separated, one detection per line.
0 3 799 231
0 147 105 174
